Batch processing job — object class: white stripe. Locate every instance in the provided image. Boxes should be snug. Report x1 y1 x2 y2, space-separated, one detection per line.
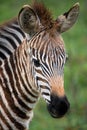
0 37 14 51
1 29 19 47
0 59 31 116
16 56 38 100
38 80 50 89
0 62 33 117
0 76 6 88
0 58 3 61
35 71 47 80
11 23 29 40
7 59 21 96
0 64 29 126
0 86 28 127
8 58 37 109
1 65 13 93
11 23 19 28
46 56 53 76
0 118 9 130
0 89 17 129
0 49 10 58
41 88 50 95
0 106 17 130
41 95 51 102
21 56 38 96
5 26 24 44
11 93 30 115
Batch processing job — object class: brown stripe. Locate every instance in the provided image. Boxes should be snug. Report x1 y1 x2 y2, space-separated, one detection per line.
1 93 25 130
0 98 12 130
1 77 28 119
0 124 4 130
1 67 32 118
23 50 39 96
21 57 39 98
4 59 32 112
15 49 38 98
10 53 36 104
3 84 29 119
0 67 9 88
21 50 38 95
0 113 12 130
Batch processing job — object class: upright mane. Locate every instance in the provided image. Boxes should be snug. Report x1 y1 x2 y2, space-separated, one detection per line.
32 1 53 27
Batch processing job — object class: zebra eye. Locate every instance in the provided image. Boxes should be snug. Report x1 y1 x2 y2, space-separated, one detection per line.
33 59 41 67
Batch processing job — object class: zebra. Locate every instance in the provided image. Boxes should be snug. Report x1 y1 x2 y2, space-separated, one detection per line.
0 2 79 130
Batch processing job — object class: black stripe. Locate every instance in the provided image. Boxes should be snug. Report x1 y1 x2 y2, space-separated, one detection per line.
42 64 50 76
15 50 38 98
10 54 36 104
8 25 25 38
0 51 7 59
42 92 50 96
2 28 21 45
0 34 17 49
0 125 3 130
0 66 29 119
0 111 12 130
0 60 2 66
0 45 12 55
4 57 32 111
1 95 25 130
40 85 50 91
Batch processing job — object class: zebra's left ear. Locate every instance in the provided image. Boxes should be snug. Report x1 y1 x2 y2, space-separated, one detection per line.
18 5 40 35
56 3 80 33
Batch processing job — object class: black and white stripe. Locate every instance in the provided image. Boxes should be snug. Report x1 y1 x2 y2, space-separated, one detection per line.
0 19 30 61
0 40 39 130
28 30 66 103
0 1 72 129
0 19 66 130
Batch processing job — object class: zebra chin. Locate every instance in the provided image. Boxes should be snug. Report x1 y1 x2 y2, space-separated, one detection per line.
47 94 70 118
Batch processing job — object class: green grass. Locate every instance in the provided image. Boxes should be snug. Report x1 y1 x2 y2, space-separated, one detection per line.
0 0 87 130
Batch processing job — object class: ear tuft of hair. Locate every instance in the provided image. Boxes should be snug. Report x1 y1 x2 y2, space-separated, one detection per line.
32 1 53 27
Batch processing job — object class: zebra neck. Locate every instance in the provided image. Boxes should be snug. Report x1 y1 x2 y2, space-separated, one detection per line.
0 40 40 130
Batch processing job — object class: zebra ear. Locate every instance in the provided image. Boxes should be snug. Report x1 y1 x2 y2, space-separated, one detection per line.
56 3 80 33
18 5 40 35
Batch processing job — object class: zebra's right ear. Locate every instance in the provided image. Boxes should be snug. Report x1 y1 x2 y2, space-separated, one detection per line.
18 5 40 36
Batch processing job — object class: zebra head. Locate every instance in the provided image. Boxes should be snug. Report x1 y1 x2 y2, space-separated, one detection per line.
18 2 79 118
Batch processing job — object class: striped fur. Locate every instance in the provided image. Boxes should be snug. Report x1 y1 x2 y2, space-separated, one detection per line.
0 40 40 130
0 19 30 62
0 28 66 129
0 1 79 130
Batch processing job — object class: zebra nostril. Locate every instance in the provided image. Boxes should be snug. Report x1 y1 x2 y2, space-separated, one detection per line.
57 98 70 117
47 95 70 118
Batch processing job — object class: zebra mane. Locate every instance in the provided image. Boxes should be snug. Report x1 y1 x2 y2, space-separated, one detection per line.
0 17 17 29
32 1 53 27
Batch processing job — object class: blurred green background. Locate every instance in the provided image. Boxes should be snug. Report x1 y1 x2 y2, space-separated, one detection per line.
0 0 87 130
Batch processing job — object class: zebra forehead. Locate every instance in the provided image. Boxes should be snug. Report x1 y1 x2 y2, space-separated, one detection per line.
30 36 65 57
30 44 65 62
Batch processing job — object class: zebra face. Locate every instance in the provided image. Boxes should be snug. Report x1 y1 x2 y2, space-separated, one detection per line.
18 2 79 118
29 45 70 118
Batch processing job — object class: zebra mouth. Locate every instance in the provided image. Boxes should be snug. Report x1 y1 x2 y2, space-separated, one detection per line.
47 103 61 118
47 95 70 118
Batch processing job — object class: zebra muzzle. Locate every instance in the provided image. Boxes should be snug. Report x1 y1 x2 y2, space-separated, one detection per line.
47 94 70 118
